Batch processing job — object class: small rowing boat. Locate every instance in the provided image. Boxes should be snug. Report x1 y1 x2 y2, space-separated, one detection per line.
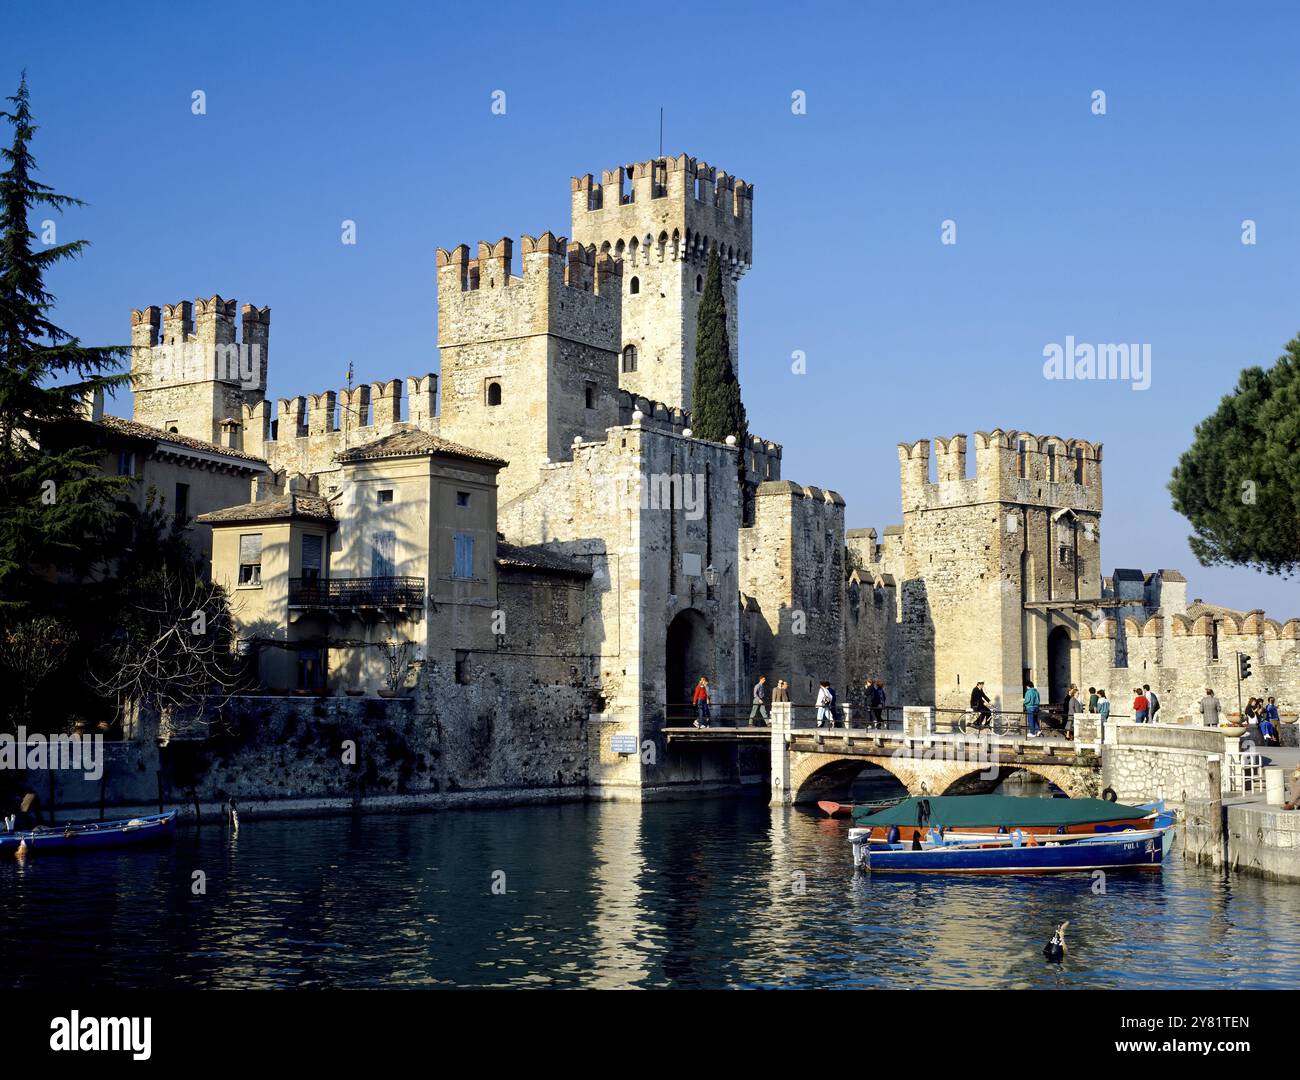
0 811 177 857
851 826 1173 874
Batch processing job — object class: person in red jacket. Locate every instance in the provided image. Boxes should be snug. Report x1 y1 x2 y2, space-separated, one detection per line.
692 677 711 728
1133 687 1149 723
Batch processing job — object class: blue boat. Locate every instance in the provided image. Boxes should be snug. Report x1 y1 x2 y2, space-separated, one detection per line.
852 827 1171 874
0 811 177 857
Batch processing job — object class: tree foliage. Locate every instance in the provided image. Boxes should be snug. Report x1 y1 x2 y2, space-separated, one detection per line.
0 72 128 617
690 249 748 459
1168 336 1300 576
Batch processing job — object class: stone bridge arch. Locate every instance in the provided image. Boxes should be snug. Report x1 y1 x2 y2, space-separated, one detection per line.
787 751 1098 804
788 753 913 802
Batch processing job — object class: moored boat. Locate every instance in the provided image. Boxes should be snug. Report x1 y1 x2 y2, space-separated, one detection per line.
852 827 1171 874
0 811 177 857
849 794 1156 843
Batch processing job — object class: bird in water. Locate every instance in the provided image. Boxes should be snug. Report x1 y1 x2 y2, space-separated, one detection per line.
1043 920 1069 962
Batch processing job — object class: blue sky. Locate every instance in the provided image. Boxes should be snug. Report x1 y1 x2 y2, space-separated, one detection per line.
6 0 1298 614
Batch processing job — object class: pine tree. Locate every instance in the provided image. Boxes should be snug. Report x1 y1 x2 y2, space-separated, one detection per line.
1169 336 1300 576
0 72 128 616
690 248 748 481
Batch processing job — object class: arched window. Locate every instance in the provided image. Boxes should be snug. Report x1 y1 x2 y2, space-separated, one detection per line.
695 274 703 294
629 276 640 295
486 381 502 406
622 345 638 373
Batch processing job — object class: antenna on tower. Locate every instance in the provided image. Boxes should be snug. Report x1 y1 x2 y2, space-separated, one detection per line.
659 107 663 157
343 360 354 450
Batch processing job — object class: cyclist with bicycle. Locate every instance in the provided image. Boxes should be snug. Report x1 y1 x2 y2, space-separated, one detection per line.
969 681 992 729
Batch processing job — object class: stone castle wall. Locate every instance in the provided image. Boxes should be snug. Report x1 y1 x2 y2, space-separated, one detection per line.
1080 612 1300 722
30 671 596 819
740 480 846 705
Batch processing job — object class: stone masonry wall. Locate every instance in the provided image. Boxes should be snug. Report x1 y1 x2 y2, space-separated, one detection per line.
740 480 845 706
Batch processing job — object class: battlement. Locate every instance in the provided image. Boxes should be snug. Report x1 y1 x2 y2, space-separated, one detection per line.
436 232 621 354
130 296 270 443
435 233 621 298
239 373 438 464
570 153 753 279
132 296 270 356
898 429 1103 513
613 390 782 484
1082 613 1299 640
571 154 752 218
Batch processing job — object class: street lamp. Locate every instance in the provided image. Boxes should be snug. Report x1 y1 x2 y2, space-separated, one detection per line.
704 564 719 588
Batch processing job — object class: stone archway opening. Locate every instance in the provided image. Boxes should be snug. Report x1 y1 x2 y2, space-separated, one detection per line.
665 608 712 721
791 757 912 804
940 763 1089 800
1047 625 1074 711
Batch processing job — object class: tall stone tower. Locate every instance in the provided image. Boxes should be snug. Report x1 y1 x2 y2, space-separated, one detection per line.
131 296 269 446
435 233 623 503
570 154 752 414
895 431 1103 715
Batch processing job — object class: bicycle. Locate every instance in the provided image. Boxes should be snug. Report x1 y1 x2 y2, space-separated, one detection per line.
956 708 1007 736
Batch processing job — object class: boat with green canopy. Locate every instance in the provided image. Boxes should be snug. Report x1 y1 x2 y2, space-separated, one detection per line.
849 795 1156 843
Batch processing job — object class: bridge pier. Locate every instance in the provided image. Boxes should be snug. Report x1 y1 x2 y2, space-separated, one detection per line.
769 701 793 806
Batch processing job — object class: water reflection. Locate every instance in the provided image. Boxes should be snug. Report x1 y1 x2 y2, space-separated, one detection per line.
1 796 1297 989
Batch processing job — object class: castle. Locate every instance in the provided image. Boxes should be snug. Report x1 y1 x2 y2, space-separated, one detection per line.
82 151 1297 801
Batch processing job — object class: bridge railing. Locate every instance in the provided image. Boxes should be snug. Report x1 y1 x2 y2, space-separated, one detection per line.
664 702 906 730
933 707 1029 737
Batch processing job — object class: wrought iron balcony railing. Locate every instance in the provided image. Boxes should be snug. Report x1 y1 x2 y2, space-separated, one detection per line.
288 576 426 609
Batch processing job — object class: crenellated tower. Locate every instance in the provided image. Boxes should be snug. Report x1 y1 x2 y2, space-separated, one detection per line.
130 296 269 445
435 232 623 502
894 430 1104 714
570 154 752 413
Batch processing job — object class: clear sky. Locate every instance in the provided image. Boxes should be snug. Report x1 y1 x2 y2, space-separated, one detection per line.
5 0 1298 615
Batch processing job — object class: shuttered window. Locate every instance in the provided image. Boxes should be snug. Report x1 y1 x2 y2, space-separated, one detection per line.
301 534 322 581
238 533 262 586
453 533 474 579
372 531 396 578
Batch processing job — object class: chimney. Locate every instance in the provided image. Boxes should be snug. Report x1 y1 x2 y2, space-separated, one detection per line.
81 386 105 424
220 417 241 450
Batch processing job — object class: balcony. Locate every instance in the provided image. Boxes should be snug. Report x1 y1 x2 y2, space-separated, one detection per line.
288 576 426 611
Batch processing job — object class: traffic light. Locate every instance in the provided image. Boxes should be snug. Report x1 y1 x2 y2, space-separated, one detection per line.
1238 654 1253 681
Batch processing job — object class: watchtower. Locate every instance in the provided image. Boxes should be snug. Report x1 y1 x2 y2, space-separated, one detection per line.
895 430 1104 714
570 154 752 413
130 296 269 446
435 233 622 502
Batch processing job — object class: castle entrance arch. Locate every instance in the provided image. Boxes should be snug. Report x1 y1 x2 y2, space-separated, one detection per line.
665 608 712 716
1047 626 1073 708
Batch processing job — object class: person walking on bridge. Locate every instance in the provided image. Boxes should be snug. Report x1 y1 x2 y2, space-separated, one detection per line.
692 677 711 728
1066 686 1084 739
815 681 834 728
750 675 770 727
1024 681 1041 736
871 680 886 729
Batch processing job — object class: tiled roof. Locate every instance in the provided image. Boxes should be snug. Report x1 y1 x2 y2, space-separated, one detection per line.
496 540 592 579
336 429 507 467
101 415 268 466
1186 601 1247 621
195 492 336 525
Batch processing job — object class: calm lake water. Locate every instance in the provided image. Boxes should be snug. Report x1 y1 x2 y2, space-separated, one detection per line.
3 790 1298 989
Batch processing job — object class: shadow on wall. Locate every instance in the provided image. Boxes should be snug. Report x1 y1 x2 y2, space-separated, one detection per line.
898 578 936 709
